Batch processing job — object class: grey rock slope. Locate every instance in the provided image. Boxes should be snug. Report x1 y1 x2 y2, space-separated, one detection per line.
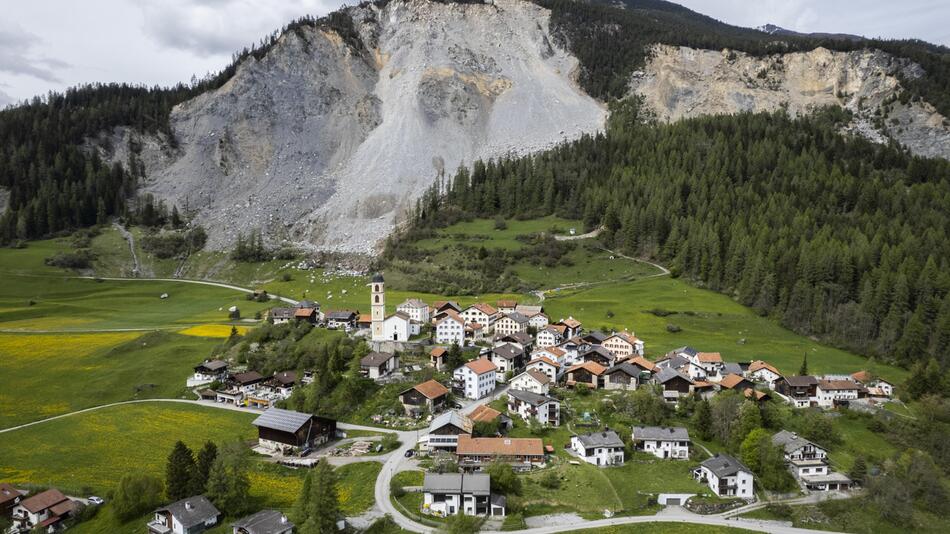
136 0 606 254
630 45 950 159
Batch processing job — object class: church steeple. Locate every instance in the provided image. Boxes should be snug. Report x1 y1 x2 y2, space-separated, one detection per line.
370 273 385 341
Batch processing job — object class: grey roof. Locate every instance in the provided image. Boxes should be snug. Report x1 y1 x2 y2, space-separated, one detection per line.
665 355 690 369
326 310 357 320
232 509 294 534
574 429 624 449
515 304 543 316
700 454 751 478
296 300 320 309
371 273 385 283
672 346 698 357
195 360 228 372
632 426 690 442
582 331 609 343
655 367 693 384
508 389 557 407
504 312 530 324
495 332 533 346
423 473 490 496
398 298 428 309
579 345 615 361
269 308 295 319
721 362 743 376
428 411 473 435
771 430 823 455
155 496 219 529
492 343 525 360
252 408 315 433
605 362 645 377
784 375 818 386
361 351 395 367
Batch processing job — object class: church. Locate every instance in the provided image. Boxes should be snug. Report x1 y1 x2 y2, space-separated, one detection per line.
370 273 420 342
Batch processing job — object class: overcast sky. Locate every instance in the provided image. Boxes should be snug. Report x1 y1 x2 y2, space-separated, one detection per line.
2 0 948 108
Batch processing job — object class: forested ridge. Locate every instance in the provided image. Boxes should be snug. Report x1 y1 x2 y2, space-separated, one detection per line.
403 102 950 371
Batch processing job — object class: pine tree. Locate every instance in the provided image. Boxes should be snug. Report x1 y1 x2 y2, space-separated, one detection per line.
205 442 251 516
798 353 808 376
298 461 340 534
165 441 197 501
192 441 218 494
850 455 868 486
692 398 713 441
293 470 314 525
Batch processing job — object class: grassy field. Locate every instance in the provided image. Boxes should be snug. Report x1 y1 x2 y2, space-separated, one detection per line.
738 498 950 534
413 216 583 251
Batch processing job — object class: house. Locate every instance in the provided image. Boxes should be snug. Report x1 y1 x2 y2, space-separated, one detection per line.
508 369 551 395
494 312 530 336
399 379 450 416
354 313 371 330
293 307 319 325
468 404 512 432
816 379 860 408
455 435 545 470
578 345 616 367
494 332 534 352
748 360 783 387
692 352 724 376
580 331 609 345
694 454 754 498
718 373 755 393
496 300 518 314
432 301 463 319
771 430 851 491
775 375 818 408
663 346 698 362
435 311 466 346
460 303 499 330
632 426 690 459
232 509 294 534
515 304 543 317
11 488 77 532
422 473 506 517
527 312 549 330
565 361 606 389
190 359 228 387
744 388 771 403
397 298 431 323
252 407 336 452
147 495 221 534
571 430 625 466
526 356 560 382
851 371 894 397
269 371 297 397
507 389 560 426
269 307 294 325
381 312 414 342
535 325 564 348
602 331 645 359
603 359 654 390
430 347 447 370
553 317 582 338
230 371 266 393
488 343 526 379
0 483 24 517
426 411 473 452
360 351 399 380
465 322 486 343
654 367 694 401
453 359 497 400
325 310 357 330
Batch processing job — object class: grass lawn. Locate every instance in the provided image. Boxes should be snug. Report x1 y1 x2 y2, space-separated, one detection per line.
336 462 383 516
0 331 223 428
413 216 583 252
519 462 623 514
739 498 950 534
826 413 898 471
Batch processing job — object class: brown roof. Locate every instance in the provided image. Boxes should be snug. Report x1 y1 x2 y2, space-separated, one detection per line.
357 314 372 324
273 371 296 385
469 404 503 423
548 324 567 335
20 489 69 514
696 352 723 363
744 388 770 401
430 347 447 357
0 483 21 506
566 361 606 376
693 381 715 389
719 373 749 389
294 307 316 317
559 318 582 328
749 360 780 375
49 500 79 517
628 356 656 371
850 370 873 383
496 300 518 308
436 310 464 325
456 435 544 457
818 379 861 391
232 371 264 385
528 356 561 368
524 369 552 385
464 359 498 375
413 379 449 399
469 302 498 315
607 332 640 345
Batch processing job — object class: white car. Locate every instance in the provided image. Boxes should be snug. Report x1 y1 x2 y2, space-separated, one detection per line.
88 496 105 505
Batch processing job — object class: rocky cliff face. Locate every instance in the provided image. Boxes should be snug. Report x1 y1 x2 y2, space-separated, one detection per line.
129 0 606 254
631 45 950 158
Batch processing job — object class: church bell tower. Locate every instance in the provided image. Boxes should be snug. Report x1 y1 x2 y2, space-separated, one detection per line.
370 273 385 341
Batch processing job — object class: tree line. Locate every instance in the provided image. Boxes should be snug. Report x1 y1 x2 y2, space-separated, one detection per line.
405 102 950 372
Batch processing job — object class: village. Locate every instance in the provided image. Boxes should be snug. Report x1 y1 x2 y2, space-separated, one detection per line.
1 272 901 534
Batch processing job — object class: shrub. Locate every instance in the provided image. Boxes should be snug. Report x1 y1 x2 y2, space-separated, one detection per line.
45 249 95 269
112 473 164 521
540 471 561 489
666 323 682 333
281 272 293 282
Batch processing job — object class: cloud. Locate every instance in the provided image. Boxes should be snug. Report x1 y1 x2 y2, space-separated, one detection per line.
0 88 14 108
0 20 69 82
138 0 340 57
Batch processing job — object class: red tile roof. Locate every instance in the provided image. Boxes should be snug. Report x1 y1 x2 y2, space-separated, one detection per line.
566 361 606 376
413 379 449 399
456 435 544 457
696 352 723 363
464 359 498 375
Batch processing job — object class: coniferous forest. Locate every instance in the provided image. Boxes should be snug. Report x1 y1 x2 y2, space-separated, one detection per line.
404 102 950 371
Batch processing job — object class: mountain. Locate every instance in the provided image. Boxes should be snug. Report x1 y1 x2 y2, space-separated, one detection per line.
756 23 864 41
2 0 950 254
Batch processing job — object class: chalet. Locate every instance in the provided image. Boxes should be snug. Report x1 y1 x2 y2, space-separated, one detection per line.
604 362 646 390
775 375 818 408
632 426 690 460
422 473 506 517
488 343 526 378
232 509 294 534
571 430 625 466
270 371 296 395
293 307 319 325
496 300 518 313
654 367 694 401
396 298 430 323
453 359 497 400
399 379 450 416
771 430 851 491
0 483 23 517
11 489 77 533
431 301 463 322
269 307 294 325
553 317 582 338
494 332 534 352
190 359 228 387
525 356 560 382
535 325 564 348
578 345 616 367
430 347 447 370
602 331 644 359
527 312 549 329
230 371 265 393
718 373 755 393
494 312 530 336
456 435 545 470
816 379 860 408
694 454 754 498
468 404 512 432
460 303 499 330
748 360 783 386
509 369 551 395
251 407 336 453
565 361 606 389
325 310 357 330
147 495 220 534
360 351 399 380
507 389 560 426
426 411 473 452
851 371 894 397
435 311 465 346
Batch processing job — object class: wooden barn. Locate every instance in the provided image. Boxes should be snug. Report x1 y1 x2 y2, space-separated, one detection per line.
251 408 336 452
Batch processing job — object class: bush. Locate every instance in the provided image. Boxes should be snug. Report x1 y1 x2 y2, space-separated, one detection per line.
493 216 508 231
112 473 164 521
666 323 682 333
539 471 561 489
45 249 95 269
765 503 793 518
281 272 293 282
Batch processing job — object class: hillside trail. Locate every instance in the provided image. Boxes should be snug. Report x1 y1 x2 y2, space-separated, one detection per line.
531 244 670 303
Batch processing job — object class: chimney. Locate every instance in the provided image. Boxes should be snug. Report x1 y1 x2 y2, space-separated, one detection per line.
281 515 288 524
185 501 193 511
